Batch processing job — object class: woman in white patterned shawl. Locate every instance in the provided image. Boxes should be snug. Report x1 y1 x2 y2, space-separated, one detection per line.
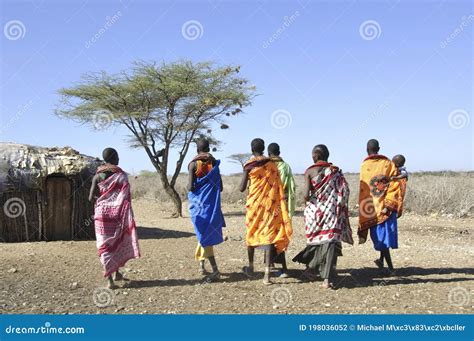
293 145 353 289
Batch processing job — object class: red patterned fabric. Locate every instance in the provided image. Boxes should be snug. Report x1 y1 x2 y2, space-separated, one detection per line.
94 166 140 277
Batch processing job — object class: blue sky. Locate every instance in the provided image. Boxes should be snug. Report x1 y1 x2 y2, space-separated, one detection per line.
1 0 472 175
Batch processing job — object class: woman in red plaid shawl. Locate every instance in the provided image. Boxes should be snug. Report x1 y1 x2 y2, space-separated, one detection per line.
293 145 353 289
89 148 140 289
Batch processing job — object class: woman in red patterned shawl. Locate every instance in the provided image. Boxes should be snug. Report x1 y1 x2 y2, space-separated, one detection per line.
89 148 140 289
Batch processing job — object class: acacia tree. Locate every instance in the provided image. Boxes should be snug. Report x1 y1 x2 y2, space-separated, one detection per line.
56 60 255 217
227 153 252 167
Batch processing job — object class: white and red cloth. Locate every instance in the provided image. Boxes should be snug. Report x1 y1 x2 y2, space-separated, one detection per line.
304 162 353 246
94 165 140 277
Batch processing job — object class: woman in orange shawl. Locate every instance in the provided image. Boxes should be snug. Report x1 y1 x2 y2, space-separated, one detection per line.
239 138 292 285
358 139 401 274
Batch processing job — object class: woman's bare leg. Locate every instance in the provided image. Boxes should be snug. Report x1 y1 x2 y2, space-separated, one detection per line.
263 246 272 285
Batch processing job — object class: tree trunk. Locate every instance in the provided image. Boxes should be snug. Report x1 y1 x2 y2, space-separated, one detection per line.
164 184 183 218
156 168 183 218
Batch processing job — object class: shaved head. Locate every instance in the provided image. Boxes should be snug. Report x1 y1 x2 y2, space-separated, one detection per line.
312 144 329 161
196 138 210 153
251 138 265 155
367 139 380 155
268 142 280 156
102 147 119 165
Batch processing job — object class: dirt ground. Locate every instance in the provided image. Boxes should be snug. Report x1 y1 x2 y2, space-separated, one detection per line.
1 199 473 315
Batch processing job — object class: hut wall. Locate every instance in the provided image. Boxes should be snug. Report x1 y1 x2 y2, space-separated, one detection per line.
71 177 96 240
0 191 41 242
0 176 96 243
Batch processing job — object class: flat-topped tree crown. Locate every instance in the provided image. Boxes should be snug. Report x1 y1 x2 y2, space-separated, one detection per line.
57 60 255 216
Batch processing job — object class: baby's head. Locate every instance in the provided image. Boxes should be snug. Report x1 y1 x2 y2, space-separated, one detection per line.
392 154 406 168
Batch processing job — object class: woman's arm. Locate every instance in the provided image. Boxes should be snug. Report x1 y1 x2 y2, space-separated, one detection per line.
187 162 196 192
303 170 311 202
239 170 249 192
88 174 99 202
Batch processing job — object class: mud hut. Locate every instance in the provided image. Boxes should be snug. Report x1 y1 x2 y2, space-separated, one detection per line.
0 143 101 242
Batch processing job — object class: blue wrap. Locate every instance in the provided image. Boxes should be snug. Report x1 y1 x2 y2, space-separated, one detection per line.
370 211 398 250
188 160 225 247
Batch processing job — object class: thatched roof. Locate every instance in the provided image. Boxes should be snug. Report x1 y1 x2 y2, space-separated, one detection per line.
0 143 101 192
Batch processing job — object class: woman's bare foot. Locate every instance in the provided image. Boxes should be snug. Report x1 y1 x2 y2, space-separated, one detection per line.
206 270 221 282
383 268 396 276
107 276 118 289
321 279 335 289
263 270 272 285
374 259 384 269
114 271 125 281
199 261 207 275
242 266 255 278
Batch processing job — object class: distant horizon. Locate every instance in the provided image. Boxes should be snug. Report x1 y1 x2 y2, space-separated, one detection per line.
1 139 473 176
2 137 474 176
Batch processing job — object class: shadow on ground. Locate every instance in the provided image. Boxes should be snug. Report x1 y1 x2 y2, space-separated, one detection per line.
333 266 474 289
137 226 195 240
126 270 261 288
120 265 474 289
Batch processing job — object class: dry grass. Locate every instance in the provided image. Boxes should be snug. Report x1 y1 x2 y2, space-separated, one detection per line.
129 171 474 217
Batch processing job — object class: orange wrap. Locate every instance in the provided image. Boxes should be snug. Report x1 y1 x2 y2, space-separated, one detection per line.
396 178 407 218
244 156 292 254
358 154 401 243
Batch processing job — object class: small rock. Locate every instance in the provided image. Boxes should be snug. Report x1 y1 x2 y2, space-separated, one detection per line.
69 282 78 290
7 268 17 273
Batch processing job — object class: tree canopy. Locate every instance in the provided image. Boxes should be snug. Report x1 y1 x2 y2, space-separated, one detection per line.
57 60 256 216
